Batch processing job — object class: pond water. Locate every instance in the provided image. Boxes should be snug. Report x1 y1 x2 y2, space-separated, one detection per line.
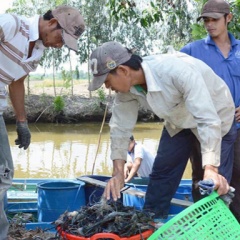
6 122 191 179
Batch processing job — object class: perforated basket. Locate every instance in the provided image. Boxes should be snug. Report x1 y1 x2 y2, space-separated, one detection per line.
148 191 240 240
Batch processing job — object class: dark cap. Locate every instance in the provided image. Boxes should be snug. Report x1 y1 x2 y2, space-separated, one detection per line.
52 5 85 51
88 41 132 91
197 0 230 21
130 136 134 141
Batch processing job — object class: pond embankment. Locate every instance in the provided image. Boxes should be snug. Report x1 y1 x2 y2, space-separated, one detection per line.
3 95 160 124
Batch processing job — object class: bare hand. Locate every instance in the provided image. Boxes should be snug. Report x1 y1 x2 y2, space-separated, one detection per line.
103 172 124 201
204 165 229 195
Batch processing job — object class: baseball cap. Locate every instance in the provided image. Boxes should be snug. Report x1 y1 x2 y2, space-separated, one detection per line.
197 0 230 21
52 5 85 51
88 41 132 91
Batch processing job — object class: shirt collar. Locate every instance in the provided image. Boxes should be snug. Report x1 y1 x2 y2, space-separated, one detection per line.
205 32 238 47
141 57 162 92
28 15 40 42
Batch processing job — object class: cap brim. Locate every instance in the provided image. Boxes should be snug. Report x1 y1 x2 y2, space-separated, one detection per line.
62 30 78 52
197 12 224 21
88 73 108 91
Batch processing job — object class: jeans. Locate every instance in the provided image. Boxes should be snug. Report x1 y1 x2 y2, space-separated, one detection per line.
0 115 14 240
230 129 240 222
143 128 194 218
143 123 236 219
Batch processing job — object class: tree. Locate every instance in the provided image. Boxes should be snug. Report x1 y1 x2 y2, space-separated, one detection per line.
107 0 198 50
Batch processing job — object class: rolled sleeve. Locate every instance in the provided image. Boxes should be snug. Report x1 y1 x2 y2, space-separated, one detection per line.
109 92 140 161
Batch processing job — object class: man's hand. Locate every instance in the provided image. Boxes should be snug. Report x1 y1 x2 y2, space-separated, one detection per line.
203 165 229 195
103 159 125 201
15 121 31 150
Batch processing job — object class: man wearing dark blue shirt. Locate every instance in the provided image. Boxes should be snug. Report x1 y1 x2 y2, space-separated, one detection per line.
181 0 240 222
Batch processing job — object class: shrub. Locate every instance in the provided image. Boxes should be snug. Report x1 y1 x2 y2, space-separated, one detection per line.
54 96 65 112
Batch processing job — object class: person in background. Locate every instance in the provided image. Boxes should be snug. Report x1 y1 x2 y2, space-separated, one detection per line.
0 5 85 239
180 0 240 222
88 41 236 221
124 136 155 183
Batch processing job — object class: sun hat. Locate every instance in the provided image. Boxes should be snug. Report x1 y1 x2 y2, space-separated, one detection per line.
197 0 230 21
52 5 85 51
88 41 132 91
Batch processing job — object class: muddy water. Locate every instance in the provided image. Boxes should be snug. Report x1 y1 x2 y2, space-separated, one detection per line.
6 122 191 179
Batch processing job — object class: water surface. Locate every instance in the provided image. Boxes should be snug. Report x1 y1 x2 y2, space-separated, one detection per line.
6 122 191 179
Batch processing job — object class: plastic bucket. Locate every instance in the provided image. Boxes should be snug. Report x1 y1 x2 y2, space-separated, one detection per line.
81 175 111 205
123 177 149 210
37 180 85 222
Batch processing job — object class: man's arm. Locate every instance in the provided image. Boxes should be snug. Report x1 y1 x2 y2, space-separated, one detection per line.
125 157 141 183
8 76 27 121
124 161 132 179
103 159 125 201
8 76 31 150
173 60 234 195
104 92 140 200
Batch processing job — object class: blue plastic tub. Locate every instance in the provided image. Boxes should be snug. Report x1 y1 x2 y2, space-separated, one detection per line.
37 180 85 222
123 178 193 214
123 177 149 210
80 175 111 205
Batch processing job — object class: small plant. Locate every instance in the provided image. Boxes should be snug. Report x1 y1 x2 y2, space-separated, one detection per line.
54 96 65 112
97 88 106 102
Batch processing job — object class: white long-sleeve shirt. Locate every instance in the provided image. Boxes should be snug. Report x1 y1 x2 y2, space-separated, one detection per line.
109 52 235 168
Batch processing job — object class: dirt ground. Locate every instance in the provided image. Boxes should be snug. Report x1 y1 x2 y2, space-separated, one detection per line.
4 79 157 124
26 79 111 98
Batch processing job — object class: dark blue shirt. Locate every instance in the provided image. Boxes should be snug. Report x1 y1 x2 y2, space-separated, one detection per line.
181 33 240 129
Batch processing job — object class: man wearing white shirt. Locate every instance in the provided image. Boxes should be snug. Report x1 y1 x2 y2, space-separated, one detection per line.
88 41 236 220
125 136 154 182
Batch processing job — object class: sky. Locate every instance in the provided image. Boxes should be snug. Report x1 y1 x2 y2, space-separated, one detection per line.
1 0 14 14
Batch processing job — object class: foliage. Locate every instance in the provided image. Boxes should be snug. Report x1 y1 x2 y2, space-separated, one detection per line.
6 0 240 97
53 96 65 112
61 69 72 89
191 22 207 40
97 88 107 102
107 0 198 50
228 0 240 39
